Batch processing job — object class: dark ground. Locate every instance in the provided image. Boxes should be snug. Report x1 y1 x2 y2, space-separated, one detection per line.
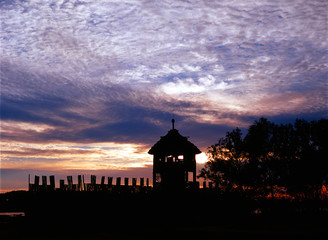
1 190 327 240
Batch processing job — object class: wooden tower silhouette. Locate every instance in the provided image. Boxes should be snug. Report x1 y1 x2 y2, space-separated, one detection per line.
148 119 201 189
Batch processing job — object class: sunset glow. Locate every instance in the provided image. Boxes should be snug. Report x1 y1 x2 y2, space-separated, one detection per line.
1 141 152 170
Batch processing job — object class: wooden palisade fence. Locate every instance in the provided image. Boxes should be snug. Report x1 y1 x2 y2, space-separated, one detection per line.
28 174 213 192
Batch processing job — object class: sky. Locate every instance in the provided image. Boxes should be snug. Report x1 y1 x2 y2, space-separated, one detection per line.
1 0 327 192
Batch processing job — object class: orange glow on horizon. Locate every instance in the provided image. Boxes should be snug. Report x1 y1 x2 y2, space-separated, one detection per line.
1 141 153 171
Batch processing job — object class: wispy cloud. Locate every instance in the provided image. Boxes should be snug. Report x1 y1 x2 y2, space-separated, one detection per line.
1 0 327 184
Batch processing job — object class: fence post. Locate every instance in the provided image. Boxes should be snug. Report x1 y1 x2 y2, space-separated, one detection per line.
60 179 65 190
91 175 96 185
140 178 144 187
42 176 47 191
67 176 73 191
50 175 55 191
78 175 82 191
116 177 121 186
203 181 206 189
132 178 137 187
28 174 30 191
101 176 105 190
124 178 129 186
146 178 149 187
108 177 113 187
209 182 213 189
90 175 97 191
34 176 40 186
101 176 105 185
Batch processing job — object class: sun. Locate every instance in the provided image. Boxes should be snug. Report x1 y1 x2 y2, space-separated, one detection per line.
196 152 208 164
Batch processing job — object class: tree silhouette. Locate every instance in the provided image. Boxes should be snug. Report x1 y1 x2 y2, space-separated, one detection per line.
291 119 328 198
199 128 247 193
199 118 328 199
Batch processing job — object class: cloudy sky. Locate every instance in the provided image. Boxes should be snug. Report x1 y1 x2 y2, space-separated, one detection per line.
1 0 327 191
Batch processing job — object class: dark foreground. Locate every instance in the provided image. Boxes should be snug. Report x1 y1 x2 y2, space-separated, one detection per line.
1 190 327 239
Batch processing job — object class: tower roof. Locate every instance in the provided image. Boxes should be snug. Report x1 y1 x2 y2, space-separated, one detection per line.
148 125 201 156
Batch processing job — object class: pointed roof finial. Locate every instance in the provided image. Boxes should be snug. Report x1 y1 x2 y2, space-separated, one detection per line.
172 119 175 129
